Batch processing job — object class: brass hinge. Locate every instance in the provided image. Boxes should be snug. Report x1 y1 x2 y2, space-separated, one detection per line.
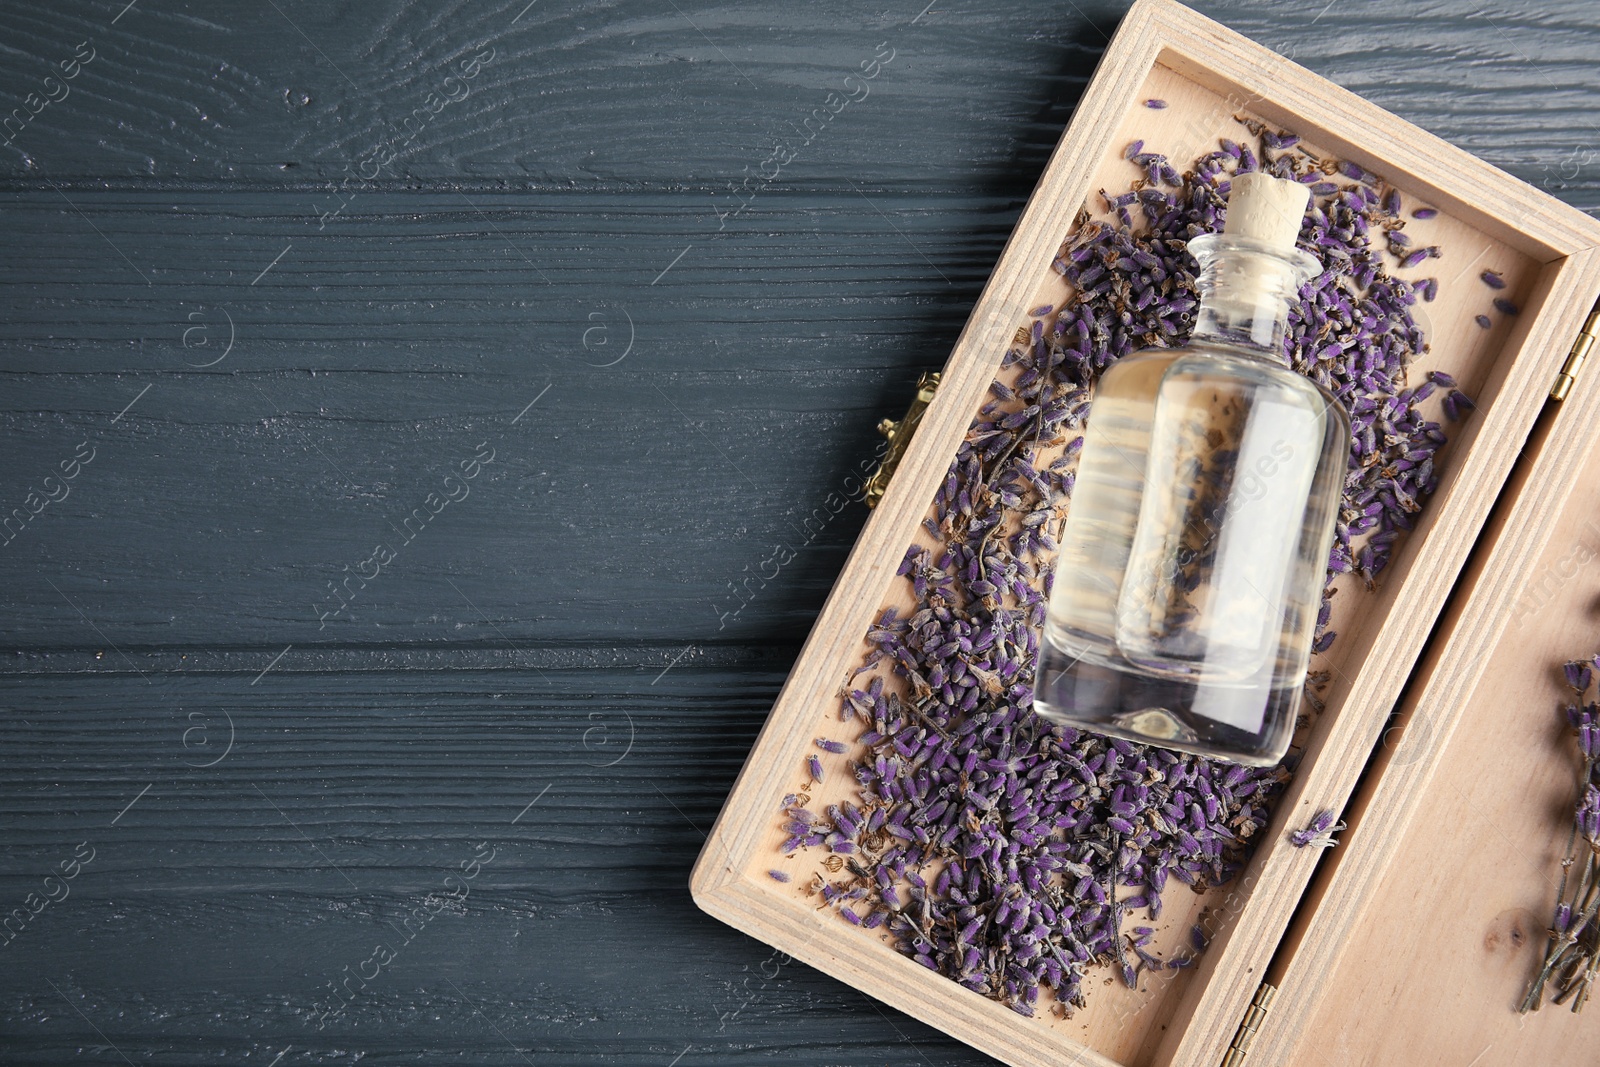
1220 981 1276 1067
1551 299 1600 400
864 371 941 508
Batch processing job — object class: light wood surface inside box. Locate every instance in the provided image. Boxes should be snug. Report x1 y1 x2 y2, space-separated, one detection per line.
691 2 1600 1065
1261 269 1600 1067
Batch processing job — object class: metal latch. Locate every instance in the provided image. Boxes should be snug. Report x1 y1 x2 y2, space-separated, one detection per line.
864 371 941 508
1551 299 1600 400
1221 981 1276 1067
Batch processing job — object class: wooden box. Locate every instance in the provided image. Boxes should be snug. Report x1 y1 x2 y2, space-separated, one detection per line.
690 1 1600 1064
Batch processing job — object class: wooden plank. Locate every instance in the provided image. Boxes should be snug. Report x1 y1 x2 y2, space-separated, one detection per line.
0 188 1013 649
0 663 985 1064
3 1 1600 197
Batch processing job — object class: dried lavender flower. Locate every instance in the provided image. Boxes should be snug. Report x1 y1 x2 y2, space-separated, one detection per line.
776 126 1458 1019
1523 659 1600 1014
1289 809 1345 848
1412 207 1438 220
1567 660 1594 693
768 869 792 883
806 755 824 782
1481 270 1506 290
1579 786 1600 845
1494 297 1520 316
1337 160 1379 184
815 738 848 754
1145 98 1168 109
1475 314 1492 329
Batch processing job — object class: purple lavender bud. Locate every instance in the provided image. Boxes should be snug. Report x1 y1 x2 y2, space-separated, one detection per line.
1289 809 1341 848
1580 721 1600 761
1337 160 1378 183
1493 297 1519 315
1565 660 1593 693
1144 98 1167 109
1412 207 1438 219
1578 786 1600 843
814 738 848 755
1474 314 1492 329
807 755 823 782
1480 270 1506 290
768 869 791 883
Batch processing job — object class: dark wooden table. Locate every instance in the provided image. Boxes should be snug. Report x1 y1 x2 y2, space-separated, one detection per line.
2 1 1597 1063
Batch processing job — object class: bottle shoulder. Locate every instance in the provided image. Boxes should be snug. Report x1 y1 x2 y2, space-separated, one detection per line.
1096 344 1352 435
1170 346 1348 415
1095 348 1182 392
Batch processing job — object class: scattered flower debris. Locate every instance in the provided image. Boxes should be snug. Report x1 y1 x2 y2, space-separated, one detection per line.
778 121 1471 1018
1289 809 1346 848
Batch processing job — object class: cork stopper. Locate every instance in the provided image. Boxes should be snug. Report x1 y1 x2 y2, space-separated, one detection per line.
1222 172 1311 251
1187 174 1318 351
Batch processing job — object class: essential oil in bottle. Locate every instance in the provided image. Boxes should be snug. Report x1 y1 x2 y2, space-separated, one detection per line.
1033 172 1351 766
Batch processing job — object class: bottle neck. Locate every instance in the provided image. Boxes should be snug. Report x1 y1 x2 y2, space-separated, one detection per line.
1186 234 1320 361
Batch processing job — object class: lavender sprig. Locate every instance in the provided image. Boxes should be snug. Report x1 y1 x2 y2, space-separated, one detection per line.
1523 656 1600 1014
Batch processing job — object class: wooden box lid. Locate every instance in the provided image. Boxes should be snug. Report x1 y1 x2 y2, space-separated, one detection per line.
1263 288 1600 1064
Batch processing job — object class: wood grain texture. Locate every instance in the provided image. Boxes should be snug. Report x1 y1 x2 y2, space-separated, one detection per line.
4 0 1600 1064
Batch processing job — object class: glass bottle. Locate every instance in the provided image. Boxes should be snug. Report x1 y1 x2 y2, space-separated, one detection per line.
1033 173 1350 766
